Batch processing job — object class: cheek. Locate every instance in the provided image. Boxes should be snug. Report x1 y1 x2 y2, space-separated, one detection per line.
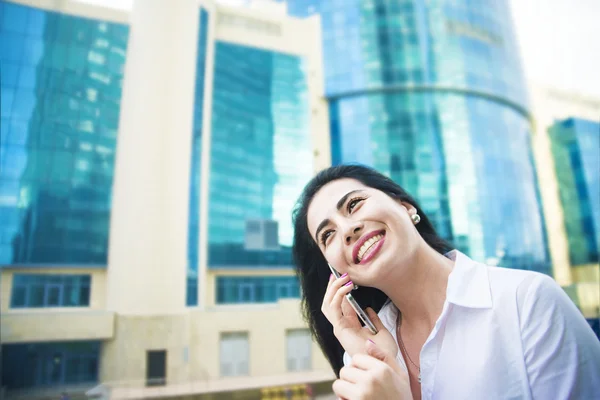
324 241 347 266
384 213 416 242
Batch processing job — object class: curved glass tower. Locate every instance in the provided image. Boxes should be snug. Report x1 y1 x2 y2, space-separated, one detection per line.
288 0 550 273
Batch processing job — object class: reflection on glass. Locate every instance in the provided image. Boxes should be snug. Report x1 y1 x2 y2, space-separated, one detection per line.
549 118 600 266
207 42 313 269
0 2 129 265
288 0 549 273
187 7 210 306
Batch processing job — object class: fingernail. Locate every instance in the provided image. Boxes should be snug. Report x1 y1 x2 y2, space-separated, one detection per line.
341 273 348 278
344 281 353 287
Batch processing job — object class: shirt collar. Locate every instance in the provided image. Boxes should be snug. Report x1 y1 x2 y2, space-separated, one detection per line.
445 250 493 309
377 250 493 330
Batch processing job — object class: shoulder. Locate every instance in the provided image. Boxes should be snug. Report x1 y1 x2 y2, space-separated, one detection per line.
480 264 578 325
514 270 581 326
485 266 586 338
484 264 556 305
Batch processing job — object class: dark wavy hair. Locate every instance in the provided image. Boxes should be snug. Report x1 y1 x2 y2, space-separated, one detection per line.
292 164 452 376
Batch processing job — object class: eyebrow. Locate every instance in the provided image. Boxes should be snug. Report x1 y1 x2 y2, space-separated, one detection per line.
314 189 364 244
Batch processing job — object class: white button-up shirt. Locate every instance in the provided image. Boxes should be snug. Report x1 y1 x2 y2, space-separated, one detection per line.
343 251 600 399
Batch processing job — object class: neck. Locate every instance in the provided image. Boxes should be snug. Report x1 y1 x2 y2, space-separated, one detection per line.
378 245 454 331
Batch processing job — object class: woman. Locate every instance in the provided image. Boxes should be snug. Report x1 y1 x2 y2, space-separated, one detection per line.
292 164 600 400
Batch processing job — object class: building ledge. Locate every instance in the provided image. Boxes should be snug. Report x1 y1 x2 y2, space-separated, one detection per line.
0 310 114 343
102 370 335 400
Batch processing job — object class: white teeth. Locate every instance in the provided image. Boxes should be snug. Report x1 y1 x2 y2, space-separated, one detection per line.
357 234 383 262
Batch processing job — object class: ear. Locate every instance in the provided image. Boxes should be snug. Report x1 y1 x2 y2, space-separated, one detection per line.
398 201 417 216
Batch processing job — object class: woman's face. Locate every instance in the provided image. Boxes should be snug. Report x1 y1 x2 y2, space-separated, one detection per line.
307 178 421 285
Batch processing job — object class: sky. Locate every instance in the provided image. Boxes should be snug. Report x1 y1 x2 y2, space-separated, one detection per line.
77 0 600 98
509 0 600 98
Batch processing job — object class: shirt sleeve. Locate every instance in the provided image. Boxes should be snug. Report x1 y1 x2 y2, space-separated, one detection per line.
518 273 600 399
343 351 352 366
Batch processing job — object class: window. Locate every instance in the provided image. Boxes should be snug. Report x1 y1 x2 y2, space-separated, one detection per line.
238 282 256 302
215 276 300 304
146 350 167 386
186 7 209 307
1 341 100 389
220 332 249 377
286 329 312 372
10 274 91 308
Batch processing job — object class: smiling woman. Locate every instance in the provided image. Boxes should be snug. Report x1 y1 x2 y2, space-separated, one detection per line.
292 164 600 400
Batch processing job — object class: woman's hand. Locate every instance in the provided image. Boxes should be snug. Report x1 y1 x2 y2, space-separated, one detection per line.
333 340 413 400
321 274 397 358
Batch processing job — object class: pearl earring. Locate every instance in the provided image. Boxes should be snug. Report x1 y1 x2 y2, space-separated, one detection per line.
411 213 421 224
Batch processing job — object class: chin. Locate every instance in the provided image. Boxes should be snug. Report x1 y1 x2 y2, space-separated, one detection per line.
369 251 411 280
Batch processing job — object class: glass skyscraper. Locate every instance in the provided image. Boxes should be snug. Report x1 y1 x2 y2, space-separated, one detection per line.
1 1 127 390
549 118 600 266
287 0 550 273
0 1 129 265
207 42 312 269
203 41 312 302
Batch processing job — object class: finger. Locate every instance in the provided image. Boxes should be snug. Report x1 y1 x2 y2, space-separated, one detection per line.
366 307 386 332
366 339 388 362
366 340 405 376
332 379 356 400
350 353 386 371
322 273 351 307
329 280 355 321
339 366 363 384
327 272 334 288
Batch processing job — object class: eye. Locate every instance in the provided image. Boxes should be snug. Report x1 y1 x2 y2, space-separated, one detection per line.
320 229 334 246
347 197 365 214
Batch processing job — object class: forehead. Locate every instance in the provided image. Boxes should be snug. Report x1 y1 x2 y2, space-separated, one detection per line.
306 178 369 235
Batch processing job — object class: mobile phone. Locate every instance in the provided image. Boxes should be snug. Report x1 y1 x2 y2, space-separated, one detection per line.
328 263 378 334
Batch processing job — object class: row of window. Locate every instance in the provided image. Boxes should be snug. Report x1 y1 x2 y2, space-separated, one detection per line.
220 329 312 377
0 330 313 389
1 341 100 389
8 273 303 308
216 276 300 304
10 274 91 308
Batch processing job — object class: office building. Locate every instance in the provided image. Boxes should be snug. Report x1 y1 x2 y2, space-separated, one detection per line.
530 85 600 329
287 0 551 274
0 0 333 398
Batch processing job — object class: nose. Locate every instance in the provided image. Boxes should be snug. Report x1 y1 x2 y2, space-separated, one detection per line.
344 221 363 245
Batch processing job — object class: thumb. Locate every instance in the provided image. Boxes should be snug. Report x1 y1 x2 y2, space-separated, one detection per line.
366 307 386 332
366 340 404 376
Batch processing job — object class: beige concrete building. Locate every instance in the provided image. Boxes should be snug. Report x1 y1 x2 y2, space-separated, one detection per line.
0 0 334 398
530 84 600 319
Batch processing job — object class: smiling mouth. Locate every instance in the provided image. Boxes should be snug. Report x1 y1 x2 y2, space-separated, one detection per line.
355 231 385 264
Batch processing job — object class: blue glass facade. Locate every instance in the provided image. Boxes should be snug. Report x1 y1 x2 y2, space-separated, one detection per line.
206 42 313 270
549 118 600 265
288 0 549 273
187 8 209 306
10 273 91 308
0 2 128 266
1 341 100 389
216 276 300 304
